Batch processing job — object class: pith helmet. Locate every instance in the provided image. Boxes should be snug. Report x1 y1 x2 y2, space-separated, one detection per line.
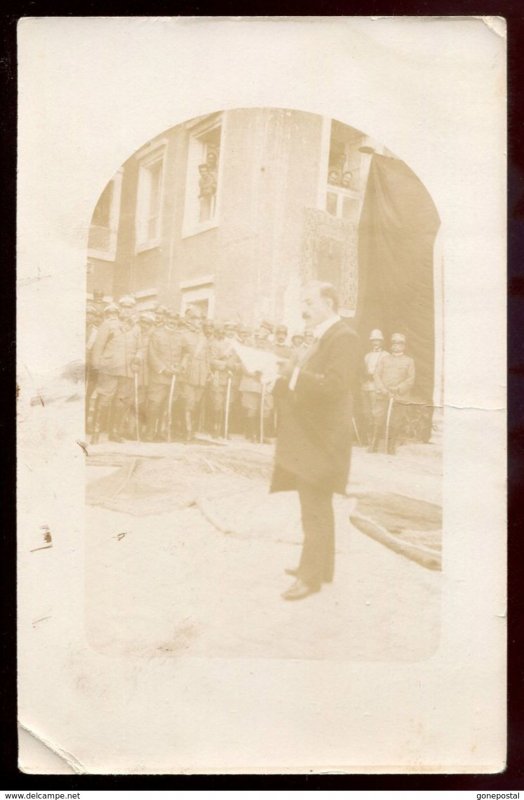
118 295 136 308
369 329 384 341
391 332 406 344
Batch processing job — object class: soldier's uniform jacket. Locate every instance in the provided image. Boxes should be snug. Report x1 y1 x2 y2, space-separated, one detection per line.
362 348 388 391
374 353 415 400
221 336 242 388
180 329 210 387
239 336 266 395
136 327 154 387
148 327 184 386
91 318 140 378
273 340 293 373
209 338 236 389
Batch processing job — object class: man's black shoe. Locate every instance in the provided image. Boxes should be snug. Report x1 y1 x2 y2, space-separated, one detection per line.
282 579 320 601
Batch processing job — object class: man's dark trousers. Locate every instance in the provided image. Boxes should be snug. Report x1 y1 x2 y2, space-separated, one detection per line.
296 478 335 590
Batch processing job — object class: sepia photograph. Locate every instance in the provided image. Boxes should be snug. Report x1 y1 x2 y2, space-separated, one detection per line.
16 16 505 774
83 107 442 660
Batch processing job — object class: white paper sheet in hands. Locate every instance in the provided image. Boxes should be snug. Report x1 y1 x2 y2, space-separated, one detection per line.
232 341 280 388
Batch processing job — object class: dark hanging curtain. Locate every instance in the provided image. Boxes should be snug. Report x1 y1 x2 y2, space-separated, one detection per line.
356 154 441 406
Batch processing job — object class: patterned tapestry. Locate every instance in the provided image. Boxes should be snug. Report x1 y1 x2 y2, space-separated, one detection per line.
301 208 359 310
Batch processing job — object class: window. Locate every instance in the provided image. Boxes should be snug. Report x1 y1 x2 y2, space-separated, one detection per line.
180 278 215 318
135 146 166 252
183 116 222 236
324 121 365 223
325 189 360 221
88 170 123 261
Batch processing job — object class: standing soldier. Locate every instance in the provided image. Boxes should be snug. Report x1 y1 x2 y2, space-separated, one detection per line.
92 290 106 317
201 319 216 433
179 306 211 441
273 324 292 363
362 329 388 449
239 326 263 442
236 324 253 346
374 332 415 455
202 319 215 341
133 311 156 439
254 325 273 352
153 304 168 328
86 301 119 437
90 295 140 444
223 321 237 342
223 321 242 435
209 324 236 438
258 320 274 346
145 309 183 441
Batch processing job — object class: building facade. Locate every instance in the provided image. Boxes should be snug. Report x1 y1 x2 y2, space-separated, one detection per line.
87 108 383 330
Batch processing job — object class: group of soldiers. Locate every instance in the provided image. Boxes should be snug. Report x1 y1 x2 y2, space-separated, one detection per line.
361 328 416 455
86 294 417 455
85 295 311 445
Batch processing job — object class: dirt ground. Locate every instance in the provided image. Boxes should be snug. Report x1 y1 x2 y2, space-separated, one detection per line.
85 436 442 662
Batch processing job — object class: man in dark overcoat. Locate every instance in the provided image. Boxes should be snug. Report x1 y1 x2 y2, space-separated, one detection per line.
271 281 359 600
